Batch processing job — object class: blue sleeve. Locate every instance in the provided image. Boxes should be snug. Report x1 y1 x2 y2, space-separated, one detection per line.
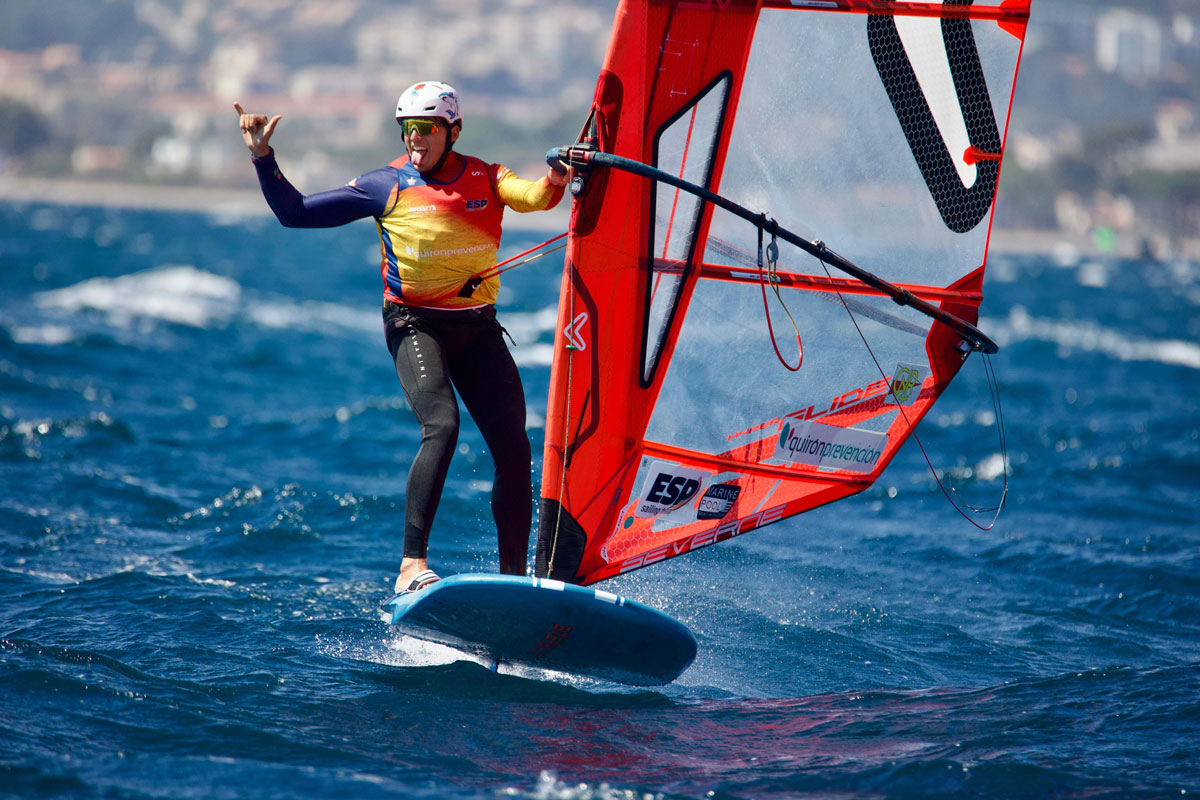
252 151 394 228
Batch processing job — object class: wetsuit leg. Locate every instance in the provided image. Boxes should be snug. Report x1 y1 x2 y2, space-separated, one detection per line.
448 324 532 576
391 327 459 560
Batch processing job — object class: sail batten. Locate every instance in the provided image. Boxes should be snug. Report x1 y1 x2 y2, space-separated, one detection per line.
686 260 985 303
535 0 1030 587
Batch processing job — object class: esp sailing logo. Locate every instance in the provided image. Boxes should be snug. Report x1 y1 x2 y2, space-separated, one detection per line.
634 462 707 519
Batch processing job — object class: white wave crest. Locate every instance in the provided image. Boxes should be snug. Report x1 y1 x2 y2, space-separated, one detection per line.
246 299 377 335
512 342 555 368
27 270 562 360
507 771 665 800
499 305 559 341
35 264 241 329
10 324 74 345
984 307 1200 370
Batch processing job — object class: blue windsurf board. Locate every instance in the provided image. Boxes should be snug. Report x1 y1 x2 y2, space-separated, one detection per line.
381 574 696 686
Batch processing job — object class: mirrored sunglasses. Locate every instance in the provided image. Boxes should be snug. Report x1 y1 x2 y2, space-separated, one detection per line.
401 118 441 137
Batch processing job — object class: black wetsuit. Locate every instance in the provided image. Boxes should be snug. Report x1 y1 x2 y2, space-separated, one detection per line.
384 303 531 574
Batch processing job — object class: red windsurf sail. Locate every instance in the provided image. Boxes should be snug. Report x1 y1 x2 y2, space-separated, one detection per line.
536 0 1031 586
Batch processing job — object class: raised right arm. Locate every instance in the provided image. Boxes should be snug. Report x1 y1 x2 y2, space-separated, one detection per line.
236 102 393 228
251 150 391 228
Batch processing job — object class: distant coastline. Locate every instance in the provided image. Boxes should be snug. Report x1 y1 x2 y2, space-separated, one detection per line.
0 175 267 215
0 175 1163 257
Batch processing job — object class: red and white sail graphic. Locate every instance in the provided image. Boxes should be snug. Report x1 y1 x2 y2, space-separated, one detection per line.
536 0 1031 586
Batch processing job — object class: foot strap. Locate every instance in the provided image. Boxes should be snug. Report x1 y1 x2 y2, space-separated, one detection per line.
398 569 440 594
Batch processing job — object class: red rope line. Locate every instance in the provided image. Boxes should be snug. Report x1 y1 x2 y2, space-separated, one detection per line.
758 225 802 372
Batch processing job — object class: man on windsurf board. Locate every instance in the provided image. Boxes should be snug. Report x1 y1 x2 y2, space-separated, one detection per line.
236 81 565 597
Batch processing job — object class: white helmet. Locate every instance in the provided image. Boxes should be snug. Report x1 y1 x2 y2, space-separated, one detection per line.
395 81 462 125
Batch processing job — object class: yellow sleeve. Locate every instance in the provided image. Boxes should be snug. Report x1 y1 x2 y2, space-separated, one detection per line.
494 165 564 213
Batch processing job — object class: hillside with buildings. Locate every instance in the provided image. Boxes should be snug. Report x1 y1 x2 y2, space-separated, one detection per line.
1 0 1198 256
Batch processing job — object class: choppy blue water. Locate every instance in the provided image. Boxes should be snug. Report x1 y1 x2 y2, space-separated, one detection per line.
1 200 1197 799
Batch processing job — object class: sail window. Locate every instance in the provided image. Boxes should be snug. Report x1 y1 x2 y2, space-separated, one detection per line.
642 73 731 385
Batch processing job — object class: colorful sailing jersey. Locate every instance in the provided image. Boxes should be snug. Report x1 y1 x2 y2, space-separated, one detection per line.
252 149 563 308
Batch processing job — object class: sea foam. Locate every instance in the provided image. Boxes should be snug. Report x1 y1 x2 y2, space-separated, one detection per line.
984 306 1200 370
35 264 241 329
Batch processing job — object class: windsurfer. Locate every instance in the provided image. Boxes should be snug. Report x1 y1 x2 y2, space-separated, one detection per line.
235 81 566 596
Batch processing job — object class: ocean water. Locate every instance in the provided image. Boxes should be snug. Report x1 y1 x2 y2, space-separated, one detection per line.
1 200 1198 799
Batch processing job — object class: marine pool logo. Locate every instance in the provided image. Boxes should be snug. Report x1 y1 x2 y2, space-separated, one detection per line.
776 419 887 474
634 462 707 518
696 483 741 520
